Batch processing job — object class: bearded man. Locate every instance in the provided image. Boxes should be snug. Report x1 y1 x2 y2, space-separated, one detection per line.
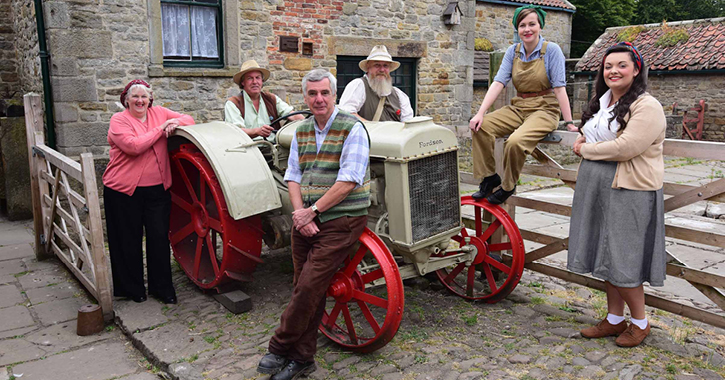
339 45 414 122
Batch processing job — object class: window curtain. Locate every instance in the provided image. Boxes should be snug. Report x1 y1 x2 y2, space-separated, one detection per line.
162 3 219 59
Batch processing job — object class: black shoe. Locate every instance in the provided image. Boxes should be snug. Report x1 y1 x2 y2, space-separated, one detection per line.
271 361 316 380
471 174 501 200
132 295 147 303
150 292 177 304
486 186 516 205
257 352 289 375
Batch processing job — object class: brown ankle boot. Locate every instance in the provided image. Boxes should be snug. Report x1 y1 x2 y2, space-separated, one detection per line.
615 323 650 347
580 318 627 339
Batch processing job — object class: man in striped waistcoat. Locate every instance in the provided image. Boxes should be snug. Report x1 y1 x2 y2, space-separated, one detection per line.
257 69 371 380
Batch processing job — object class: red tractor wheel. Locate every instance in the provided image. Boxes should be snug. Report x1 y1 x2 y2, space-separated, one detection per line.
432 196 525 303
168 143 263 290
319 228 404 353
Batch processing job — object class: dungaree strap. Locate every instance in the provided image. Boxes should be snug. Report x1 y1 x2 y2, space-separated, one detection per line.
540 41 548 57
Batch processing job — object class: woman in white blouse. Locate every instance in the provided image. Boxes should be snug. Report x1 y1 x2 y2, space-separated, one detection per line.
568 42 666 348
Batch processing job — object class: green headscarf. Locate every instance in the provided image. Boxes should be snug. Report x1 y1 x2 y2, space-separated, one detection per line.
512 5 546 30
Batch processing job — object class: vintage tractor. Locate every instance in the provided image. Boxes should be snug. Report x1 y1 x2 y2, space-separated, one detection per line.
166 115 525 353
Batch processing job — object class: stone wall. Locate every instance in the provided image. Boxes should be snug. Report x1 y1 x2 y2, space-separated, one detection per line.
0 0 19 103
12 0 41 98
573 73 725 142
474 3 573 56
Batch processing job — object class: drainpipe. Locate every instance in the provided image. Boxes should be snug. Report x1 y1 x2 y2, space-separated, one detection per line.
33 0 56 149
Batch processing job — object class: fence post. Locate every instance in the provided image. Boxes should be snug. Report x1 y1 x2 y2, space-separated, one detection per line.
24 93 52 260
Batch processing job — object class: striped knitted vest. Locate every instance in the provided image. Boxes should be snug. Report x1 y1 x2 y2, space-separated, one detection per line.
297 111 371 223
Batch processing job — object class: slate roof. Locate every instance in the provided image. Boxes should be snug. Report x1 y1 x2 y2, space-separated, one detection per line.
576 18 725 72
478 0 576 12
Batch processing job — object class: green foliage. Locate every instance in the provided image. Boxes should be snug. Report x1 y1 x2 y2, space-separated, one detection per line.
632 0 725 25
617 26 645 42
569 0 636 57
474 38 493 52
656 27 690 47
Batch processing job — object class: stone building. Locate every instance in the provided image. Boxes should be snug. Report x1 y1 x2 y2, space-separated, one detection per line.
574 18 725 141
3 0 573 159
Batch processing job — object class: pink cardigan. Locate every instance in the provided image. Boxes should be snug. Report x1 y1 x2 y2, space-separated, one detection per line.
103 107 195 195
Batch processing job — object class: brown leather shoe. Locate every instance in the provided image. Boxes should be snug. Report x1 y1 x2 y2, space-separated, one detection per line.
615 323 650 347
580 318 627 339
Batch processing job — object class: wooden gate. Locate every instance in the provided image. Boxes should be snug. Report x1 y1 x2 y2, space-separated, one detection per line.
24 93 113 321
463 130 725 328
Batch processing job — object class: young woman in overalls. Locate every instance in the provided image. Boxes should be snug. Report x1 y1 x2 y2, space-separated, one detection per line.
469 6 575 204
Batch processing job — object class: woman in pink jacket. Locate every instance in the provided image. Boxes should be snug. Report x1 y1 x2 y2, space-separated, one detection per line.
103 79 195 304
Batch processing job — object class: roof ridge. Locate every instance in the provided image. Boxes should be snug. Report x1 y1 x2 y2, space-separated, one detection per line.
604 17 725 33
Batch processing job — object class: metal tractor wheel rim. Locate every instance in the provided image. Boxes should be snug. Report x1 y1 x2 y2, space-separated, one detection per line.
319 228 404 353
433 196 525 302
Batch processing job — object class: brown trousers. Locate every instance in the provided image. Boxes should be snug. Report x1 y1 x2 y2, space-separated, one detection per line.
472 94 560 190
268 215 367 362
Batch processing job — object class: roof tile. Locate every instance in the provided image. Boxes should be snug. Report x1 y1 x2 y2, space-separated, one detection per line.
479 0 575 11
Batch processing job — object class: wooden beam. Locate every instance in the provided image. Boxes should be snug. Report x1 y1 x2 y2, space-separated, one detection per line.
49 241 98 295
44 168 62 256
519 229 561 245
663 139 725 160
24 94 52 260
81 153 114 321
40 170 87 211
525 238 569 263
33 144 83 182
525 262 725 329
666 225 725 249
520 165 578 183
42 194 92 242
663 182 725 203
507 196 572 217
664 178 725 212
666 263 725 289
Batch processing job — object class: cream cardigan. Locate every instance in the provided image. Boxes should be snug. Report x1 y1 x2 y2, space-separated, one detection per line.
580 93 666 191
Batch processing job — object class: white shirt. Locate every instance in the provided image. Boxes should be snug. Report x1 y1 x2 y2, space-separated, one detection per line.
338 75 414 122
223 90 295 142
582 89 620 143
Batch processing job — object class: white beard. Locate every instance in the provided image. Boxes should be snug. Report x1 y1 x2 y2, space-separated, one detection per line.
368 75 393 97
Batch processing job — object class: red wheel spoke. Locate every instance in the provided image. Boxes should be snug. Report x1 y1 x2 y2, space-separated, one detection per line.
341 305 358 345
356 301 381 334
361 268 384 284
200 177 206 205
443 263 466 285
170 223 195 245
479 220 501 242
351 290 388 309
343 244 368 277
474 207 482 236
460 228 469 238
482 263 498 292
466 265 476 297
483 255 511 274
325 302 344 329
174 160 198 202
208 218 223 233
171 193 194 214
192 237 203 278
488 242 512 252
206 235 220 275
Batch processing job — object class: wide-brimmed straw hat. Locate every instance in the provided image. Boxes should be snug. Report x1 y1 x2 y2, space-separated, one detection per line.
233 60 271 86
359 45 401 72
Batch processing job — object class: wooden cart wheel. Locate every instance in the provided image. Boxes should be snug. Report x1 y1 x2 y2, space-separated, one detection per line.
319 228 404 353
168 143 263 290
432 196 525 303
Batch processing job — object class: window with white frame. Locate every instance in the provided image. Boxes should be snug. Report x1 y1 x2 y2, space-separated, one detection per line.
161 0 223 67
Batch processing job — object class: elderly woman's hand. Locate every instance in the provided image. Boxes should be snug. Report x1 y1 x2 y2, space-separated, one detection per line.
162 118 180 137
573 135 586 157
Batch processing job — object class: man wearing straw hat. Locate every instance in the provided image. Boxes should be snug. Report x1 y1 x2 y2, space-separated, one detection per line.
224 60 304 141
339 45 414 122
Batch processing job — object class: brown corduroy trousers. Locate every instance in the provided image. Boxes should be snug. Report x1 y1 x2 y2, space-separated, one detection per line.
268 215 367 362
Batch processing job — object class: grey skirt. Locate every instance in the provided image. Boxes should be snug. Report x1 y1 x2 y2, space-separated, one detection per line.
567 159 666 287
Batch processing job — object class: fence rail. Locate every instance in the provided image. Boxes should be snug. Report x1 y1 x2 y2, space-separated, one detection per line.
24 93 113 321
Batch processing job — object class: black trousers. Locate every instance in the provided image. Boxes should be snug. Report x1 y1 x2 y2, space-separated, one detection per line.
104 185 176 299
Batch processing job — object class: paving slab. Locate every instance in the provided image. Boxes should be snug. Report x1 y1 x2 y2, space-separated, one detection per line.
666 243 725 270
514 211 569 232
17 271 72 290
0 244 35 262
22 257 62 272
663 172 704 184
24 321 111 355
0 259 25 276
118 373 162 380
530 222 571 239
0 227 34 247
32 297 87 325
0 338 47 366
0 284 24 309
25 283 81 304
0 326 38 340
516 186 575 206
114 299 169 332
0 305 35 332
132 321 214 364
11 342 138 380
0 274 15 285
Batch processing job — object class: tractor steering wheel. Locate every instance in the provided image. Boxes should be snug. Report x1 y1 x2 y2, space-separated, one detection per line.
270 110 313 131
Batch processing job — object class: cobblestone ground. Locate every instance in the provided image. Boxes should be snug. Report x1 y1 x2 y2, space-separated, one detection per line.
115 248 725 380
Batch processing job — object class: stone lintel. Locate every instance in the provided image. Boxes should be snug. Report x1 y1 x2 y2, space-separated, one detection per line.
328 36 427 58
148 65 238 78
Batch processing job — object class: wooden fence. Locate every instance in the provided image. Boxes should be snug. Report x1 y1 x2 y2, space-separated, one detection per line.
24 93 113 321
462 131 725 328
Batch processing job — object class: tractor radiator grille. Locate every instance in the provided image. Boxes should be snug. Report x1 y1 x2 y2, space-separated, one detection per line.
408 151 461 243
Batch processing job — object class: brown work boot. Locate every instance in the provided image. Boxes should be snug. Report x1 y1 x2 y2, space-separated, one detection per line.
615 323 650 347
580 318 627 339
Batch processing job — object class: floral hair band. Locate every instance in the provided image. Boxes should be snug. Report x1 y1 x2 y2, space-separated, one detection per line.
605 42 642 70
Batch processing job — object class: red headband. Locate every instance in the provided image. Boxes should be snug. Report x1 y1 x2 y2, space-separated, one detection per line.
120 79 153 108
604 42 642 71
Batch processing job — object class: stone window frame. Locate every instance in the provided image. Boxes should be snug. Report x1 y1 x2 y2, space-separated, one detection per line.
147 0 239 77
